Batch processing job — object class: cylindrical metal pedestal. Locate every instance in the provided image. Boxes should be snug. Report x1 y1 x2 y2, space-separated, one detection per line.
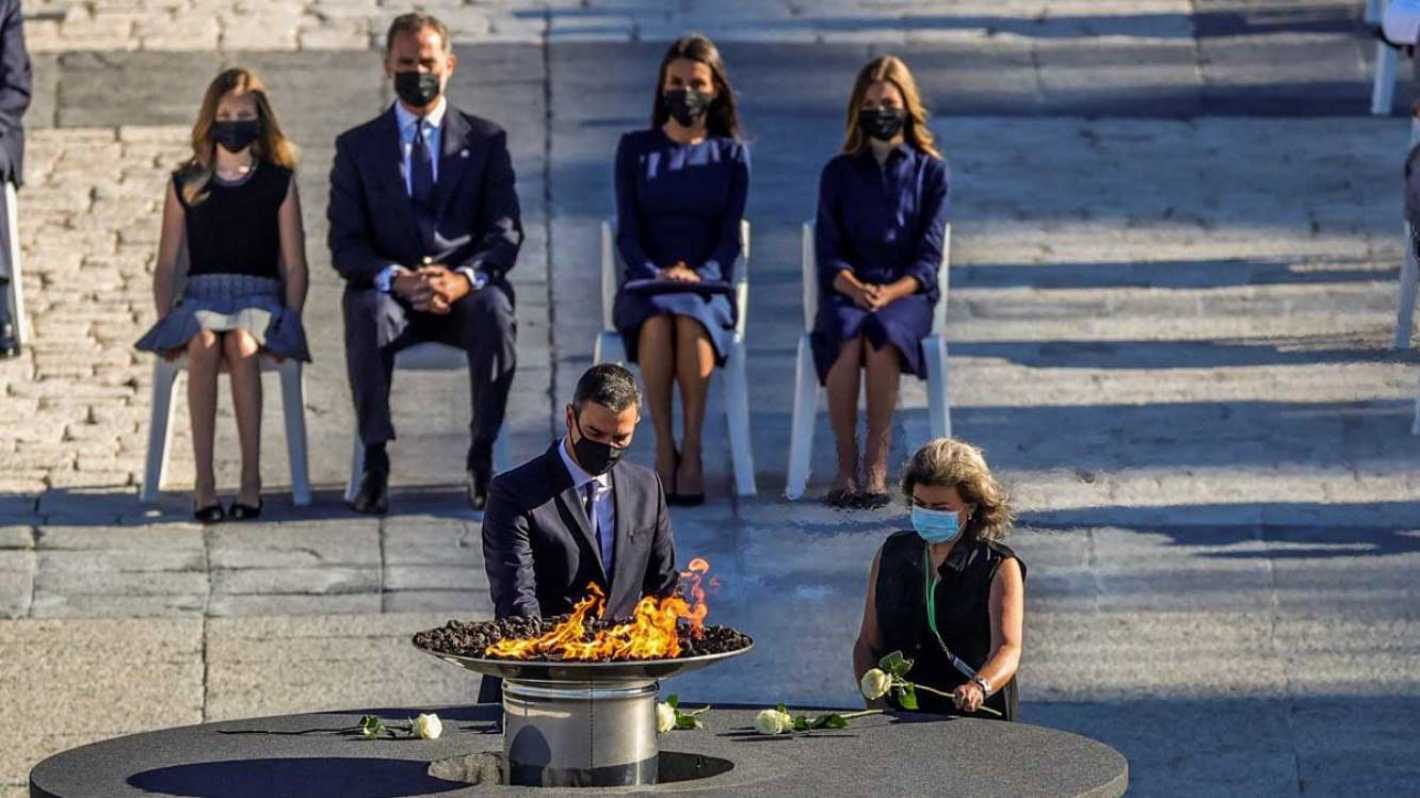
503 678 659 787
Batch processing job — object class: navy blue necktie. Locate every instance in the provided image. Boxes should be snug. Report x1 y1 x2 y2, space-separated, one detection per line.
585 482 613 576
410 120 434 209
410 120 437 251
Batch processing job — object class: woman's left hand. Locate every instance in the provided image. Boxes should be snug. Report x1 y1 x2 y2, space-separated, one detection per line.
952 682 985 714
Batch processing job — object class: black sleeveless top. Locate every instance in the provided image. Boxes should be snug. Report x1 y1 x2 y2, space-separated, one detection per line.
175 163 292 279
874 530 1026 720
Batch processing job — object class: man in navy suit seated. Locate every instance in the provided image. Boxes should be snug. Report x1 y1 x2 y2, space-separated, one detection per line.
329 12 522 514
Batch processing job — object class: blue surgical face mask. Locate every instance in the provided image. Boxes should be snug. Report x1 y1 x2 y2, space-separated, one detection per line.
912 505 961 544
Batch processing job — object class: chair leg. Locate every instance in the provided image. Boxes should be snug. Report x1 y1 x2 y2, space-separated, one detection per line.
278 361 312 507
723 337 757 497
4 182 26 347
345 434 364 504
142 359 181 503
923 335 952 440
494 432 511 475
1412 369 1420 435
1398 224 1419 350
1373 41 1399 116
593 331 626 366
785 335 818 501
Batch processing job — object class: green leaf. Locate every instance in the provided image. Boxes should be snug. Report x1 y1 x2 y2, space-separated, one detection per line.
896 683 919 711
817 714 848 730
667 694 680 709
879 650 914 678
791 715 810 732
776 703 788 715
358 715 385 738
675 714 700 730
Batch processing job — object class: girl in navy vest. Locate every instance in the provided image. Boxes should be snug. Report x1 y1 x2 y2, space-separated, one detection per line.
137 68 310 523
611 35 749 505
812 56 949 509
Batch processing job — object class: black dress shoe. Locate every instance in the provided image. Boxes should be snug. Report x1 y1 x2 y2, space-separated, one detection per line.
350 468 389 515
0 324 17 360
467 466 491 511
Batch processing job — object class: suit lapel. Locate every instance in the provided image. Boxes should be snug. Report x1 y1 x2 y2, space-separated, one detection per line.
430 106 472 223
608 463 634 599
374 108 423 251
547 444 608 586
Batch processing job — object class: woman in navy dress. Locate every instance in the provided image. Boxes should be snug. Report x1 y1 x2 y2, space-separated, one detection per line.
612 34 749 505
811 55 949 509
136 68 310 523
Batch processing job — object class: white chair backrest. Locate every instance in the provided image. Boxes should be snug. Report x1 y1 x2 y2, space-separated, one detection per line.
601 217 751 336
801 220 952 334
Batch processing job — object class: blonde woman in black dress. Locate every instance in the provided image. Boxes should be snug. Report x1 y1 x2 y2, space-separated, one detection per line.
137 68 309 523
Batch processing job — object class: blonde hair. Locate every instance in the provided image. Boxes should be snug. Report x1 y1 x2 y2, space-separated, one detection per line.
840 55 939 159
901 438 1013 543
179 67 297 205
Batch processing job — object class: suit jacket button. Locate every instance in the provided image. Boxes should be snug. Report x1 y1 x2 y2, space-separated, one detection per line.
460 149 470 158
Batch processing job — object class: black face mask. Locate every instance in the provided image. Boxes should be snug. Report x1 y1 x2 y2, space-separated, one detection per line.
662 88 711 127
213 120 261 154
394 71 442 108
857 107 907 142
571 414 627 477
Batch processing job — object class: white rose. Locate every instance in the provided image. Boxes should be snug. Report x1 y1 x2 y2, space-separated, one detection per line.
656 702 677 734
753 708 791 735
860 668 892 701
414 713 443 740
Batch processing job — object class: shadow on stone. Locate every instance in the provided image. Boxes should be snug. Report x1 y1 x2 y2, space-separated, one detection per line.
125 757 466 798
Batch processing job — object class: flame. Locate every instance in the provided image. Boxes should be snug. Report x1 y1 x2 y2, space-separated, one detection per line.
484 559 714 661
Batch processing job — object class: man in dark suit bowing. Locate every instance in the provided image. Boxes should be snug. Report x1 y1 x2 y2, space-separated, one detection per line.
329 12 520 514
478 364 679 702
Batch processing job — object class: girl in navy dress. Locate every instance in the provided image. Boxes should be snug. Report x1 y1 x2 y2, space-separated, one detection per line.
612 35 749 505
136 68 310 523
812 56 949 509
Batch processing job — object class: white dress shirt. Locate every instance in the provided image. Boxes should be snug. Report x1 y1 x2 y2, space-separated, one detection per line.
375 98 486 294
558 436 615 575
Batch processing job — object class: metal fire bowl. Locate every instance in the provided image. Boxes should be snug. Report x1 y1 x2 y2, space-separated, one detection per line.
413 638 753 683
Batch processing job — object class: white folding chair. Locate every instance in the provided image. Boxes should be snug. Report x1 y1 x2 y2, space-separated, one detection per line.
4 182 29 347
343 341 510 502
142 355 312 506
592 218 757 497
785 221 953 500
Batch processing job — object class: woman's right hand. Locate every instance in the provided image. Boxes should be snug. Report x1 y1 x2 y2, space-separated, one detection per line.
660 262 700 283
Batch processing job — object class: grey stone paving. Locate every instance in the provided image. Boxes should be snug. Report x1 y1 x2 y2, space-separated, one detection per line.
3 4 1420 797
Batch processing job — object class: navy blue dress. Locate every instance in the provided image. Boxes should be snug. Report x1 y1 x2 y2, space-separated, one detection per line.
611 128 750 365
810 143 949 383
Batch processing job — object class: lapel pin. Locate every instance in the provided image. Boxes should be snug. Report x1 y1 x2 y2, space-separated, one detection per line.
460 148 470 158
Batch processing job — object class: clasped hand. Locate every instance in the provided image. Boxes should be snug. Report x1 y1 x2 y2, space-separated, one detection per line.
392 264 473 314
837 273 894 311
660 261 701 283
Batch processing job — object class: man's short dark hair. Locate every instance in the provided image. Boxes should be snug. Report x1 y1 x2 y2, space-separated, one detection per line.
573 364 641 415
385 12 451 55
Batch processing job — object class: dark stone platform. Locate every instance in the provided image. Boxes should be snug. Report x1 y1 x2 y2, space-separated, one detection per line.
30 704 1127 797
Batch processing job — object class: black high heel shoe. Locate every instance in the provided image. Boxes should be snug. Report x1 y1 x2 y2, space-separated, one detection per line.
228 499 263 521
193 503 226 525
670 452 705 507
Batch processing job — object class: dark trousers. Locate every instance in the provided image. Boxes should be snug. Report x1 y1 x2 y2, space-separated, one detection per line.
343 282 517 469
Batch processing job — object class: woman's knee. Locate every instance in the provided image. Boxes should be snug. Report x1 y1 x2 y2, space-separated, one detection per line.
187 330 220 365
222 330 260 361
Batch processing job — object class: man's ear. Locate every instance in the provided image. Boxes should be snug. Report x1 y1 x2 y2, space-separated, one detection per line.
445 51 458 76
